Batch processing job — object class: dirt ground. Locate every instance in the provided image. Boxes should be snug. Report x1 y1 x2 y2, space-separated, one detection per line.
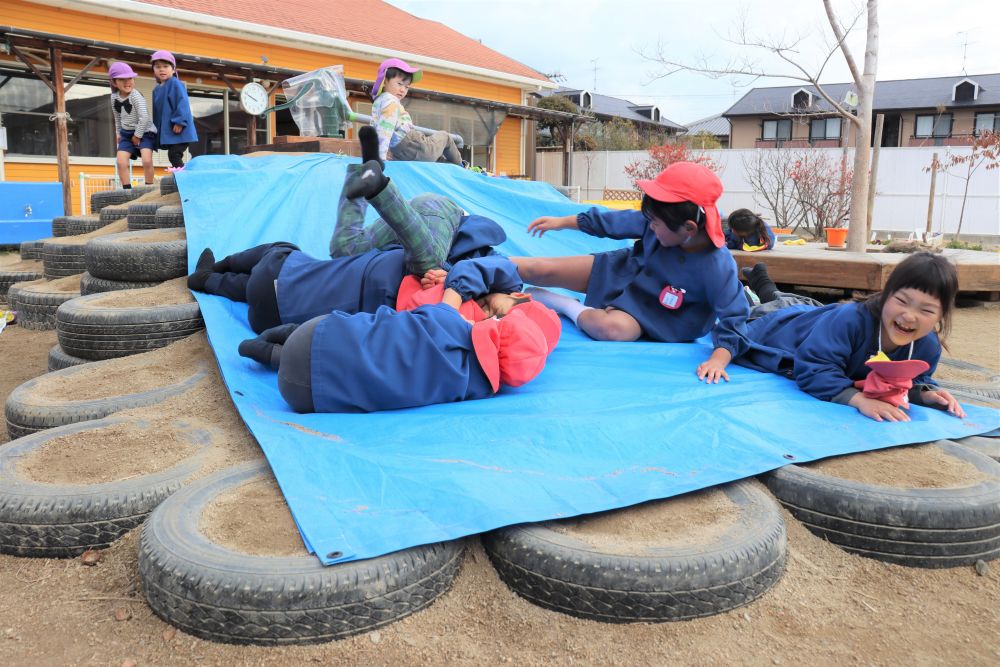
0 307 998 666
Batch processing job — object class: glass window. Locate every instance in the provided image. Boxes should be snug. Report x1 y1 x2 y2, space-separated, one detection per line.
975 112 999 135
915 113 952 138
762 119 791 141
228 96 268 154
187 89 225 157
810 117 841 140
393 98 506 169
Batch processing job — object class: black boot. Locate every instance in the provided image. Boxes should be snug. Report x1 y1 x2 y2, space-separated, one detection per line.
746 263 780 303
358 125 383 169
187 248 215 292
238 323 299 370
343 160 389 200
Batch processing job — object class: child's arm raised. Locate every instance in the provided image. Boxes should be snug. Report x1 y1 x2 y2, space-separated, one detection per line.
528 208 648 240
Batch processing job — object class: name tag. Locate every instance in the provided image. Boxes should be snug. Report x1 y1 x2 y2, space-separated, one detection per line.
659 285 686 310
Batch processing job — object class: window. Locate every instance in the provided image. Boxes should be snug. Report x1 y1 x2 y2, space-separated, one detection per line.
810 117 842 140
975 112 999 135
762 119 791 141
914 113 953 138
186 89 226 157
403 98 507 169
792 90 813 109
953 81 978 103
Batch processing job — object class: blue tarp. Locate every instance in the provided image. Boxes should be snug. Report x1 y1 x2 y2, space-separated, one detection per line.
178 154 999 564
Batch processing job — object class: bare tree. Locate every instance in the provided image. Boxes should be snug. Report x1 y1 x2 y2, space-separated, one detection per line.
643 0 879 252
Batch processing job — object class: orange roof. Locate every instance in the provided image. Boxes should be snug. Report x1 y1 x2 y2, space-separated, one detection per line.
134 0 549 82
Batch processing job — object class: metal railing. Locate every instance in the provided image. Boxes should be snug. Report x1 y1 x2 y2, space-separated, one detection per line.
77 167 144 214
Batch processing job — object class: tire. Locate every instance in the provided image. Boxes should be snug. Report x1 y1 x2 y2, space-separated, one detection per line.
126 202 162 231
0 262 44 303
5 356 209 439
80 272 160 295
159 174 177 195
47 345 91 372
65 214 109 236
99 204 129 225
154 204 185 229
90 185 156 213
0 416 213 557
139 462 464 645
765 440 1000 568
482 480 787 623
7 275 82 331
936 358 1000 405
19 240 43 261
42 238 87 279
85 229 187 282
55 289 204 360
953 435 1000 463
51 216 70 237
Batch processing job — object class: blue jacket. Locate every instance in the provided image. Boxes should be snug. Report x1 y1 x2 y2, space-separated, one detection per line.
309 304 494 413
735 301 941 403
725 224 776 251
276 214 508 324
577 208 749 355
152 76 198 146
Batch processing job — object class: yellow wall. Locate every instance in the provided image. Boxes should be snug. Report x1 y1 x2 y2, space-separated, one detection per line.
7 0 531 182
4 162 167 215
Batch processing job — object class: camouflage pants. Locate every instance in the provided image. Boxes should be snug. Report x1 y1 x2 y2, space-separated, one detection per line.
330 168 464 275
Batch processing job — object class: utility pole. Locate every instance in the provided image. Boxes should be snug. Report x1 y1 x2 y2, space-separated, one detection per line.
590 59 599 92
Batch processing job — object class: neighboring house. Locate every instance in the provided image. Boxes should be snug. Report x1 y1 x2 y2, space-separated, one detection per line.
538 87 686 143
2 0 566 212
724 73 1000 149
680 114 730 148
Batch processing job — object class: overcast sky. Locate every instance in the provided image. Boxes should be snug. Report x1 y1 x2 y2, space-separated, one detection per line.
387 0 998 125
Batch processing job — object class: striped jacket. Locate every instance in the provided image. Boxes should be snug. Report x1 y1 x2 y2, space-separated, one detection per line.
111 90 156 137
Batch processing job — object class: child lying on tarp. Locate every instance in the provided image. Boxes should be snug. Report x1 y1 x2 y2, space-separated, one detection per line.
239 264 563 413
724 209 775 252
736 253 965 422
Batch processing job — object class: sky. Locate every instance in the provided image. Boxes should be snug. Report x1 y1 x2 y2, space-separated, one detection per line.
386 0 999 125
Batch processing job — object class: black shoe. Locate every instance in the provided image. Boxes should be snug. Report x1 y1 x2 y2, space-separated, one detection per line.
187 248 215 292
238 337 281 369
358 126 383 168
747 263 779 303
343 160 389 200
740 267 752 282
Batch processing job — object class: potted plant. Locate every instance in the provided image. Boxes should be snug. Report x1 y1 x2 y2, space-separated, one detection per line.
824 220 848 248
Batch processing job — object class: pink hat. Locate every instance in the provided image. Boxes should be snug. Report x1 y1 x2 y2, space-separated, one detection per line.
637 162 725 248
150 50 176 68
507 299 561 353
108 62 138 88
372 58 422 100
471 309 549 393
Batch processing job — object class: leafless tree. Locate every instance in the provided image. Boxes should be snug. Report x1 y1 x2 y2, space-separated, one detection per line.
643 0 879 252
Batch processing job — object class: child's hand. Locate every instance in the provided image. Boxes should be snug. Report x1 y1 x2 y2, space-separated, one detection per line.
849 394 910 422
696 348 732 384
131 135 141 146
920 389 966 418
173 124 183 134
421 269 447 288
527 215 575 237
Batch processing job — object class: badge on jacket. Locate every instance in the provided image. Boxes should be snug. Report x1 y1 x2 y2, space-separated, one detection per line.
659 285 686 309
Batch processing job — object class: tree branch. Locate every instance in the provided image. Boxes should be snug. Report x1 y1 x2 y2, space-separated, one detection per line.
824 0 862 86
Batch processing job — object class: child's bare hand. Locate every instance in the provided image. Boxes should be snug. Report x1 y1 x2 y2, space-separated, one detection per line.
131 135 141 146
527 215 573 237
173 124 183 134
921 389 966 418
696 359 730 384
850 395 910 422
421 269 447 288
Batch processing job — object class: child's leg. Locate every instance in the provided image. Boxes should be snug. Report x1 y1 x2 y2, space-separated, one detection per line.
368 185 461 274
439 133 463 165
389 130 439 162
140 148 155 184
166 143 187 168
277 316 322 413
578 307 643 342
511 255 594 293
115 151 131 187
329 166 396 257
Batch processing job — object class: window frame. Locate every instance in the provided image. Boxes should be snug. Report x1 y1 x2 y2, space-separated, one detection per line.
974 112 999 135
914 113 953 138
761 118 792 141
809 117 842 141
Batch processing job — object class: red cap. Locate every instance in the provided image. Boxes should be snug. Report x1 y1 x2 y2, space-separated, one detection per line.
508 300 561 352
395 276 486 321
471 309 549 393
864 359 930 380
637 162 725 248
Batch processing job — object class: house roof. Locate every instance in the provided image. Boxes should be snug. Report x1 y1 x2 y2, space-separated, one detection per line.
724 73 1000 116
548 88 686 130
681 114 730 137
127 0 549 84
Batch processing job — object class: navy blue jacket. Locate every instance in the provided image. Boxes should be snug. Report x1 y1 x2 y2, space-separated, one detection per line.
309 304 493 413
725 224 776 251
577 208 749 355
152 76 198 146
736 301 941 403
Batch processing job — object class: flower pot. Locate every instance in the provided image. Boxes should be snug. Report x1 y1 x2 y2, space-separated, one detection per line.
824 227 848 248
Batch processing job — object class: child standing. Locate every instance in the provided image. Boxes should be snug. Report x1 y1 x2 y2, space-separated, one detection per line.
370 58 463 165
725 208 775 251
150 50 198 169
513 162 749 384
108 62 156 187
736 254 965 422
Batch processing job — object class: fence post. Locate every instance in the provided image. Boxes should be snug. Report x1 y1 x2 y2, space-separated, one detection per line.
926 152 938 235
79 172 86 215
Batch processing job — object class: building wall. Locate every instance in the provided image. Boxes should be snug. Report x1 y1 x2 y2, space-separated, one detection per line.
4 0 528 176
4 161 168 215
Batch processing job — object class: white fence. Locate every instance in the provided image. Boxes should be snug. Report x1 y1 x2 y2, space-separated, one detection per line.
536 147 1000 238
78 170 147 214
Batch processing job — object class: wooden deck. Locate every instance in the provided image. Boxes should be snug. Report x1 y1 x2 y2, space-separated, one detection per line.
731 244 1000 296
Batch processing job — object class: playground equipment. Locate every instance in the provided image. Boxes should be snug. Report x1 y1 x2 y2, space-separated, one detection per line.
255 65 464 148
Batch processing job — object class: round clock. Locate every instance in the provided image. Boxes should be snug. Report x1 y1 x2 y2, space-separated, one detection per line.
239 82 268 116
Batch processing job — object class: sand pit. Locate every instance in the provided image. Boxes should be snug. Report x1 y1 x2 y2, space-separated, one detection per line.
808 442 994 488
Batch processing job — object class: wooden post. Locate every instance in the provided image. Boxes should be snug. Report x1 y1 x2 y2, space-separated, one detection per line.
51 47 71 216
926 152 938 234
865 113 884 239
562 121 572 186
